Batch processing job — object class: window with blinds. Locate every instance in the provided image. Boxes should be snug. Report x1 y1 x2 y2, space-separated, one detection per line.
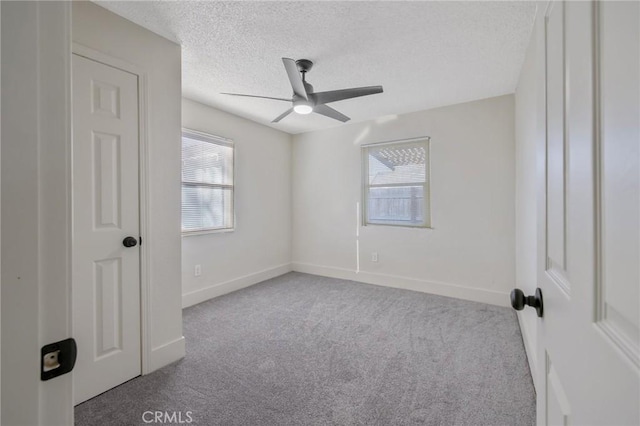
362 138 430 228
181 129 234 233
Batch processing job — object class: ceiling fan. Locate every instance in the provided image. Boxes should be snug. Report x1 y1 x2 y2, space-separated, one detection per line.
222 58 383 123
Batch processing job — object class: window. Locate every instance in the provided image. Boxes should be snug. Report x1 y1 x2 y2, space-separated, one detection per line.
362 138 430 228
181 129 234 233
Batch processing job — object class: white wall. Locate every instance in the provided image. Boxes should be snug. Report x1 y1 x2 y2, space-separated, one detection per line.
181 99 292 307
292 95 515 306
515 15 540 388
73 2 184 371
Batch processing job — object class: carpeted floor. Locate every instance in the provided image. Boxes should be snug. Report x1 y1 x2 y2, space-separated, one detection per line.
75 272 536 425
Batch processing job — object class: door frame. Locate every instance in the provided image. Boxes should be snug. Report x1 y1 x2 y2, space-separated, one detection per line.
535 1 552 420
71 42 153 375
2 2 74 424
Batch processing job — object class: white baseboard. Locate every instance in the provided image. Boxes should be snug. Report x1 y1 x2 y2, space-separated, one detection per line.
182 263 292 308
148 336 185 373
291 262 510 307
517 311 538 392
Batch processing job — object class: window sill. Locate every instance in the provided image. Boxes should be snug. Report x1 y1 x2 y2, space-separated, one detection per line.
182 228 235 237
363 223 434 230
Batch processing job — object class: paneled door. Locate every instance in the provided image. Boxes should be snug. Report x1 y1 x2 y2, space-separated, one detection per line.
537 1 639 424
72 53 141 405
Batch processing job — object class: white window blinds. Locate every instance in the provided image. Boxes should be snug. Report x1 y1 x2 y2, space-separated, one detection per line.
362 138 430 227
181 129 234 232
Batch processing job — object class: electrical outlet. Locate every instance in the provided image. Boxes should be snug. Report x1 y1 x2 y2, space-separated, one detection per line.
194 264 201 276
371 252 378 262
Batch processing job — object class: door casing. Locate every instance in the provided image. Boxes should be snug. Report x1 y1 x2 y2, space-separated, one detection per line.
71 42 153 376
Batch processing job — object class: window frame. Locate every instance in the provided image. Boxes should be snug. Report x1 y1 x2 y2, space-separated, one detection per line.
181 128 235 235
361 137 432 229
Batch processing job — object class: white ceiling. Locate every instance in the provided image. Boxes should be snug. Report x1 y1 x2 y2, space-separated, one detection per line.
96 1 536 134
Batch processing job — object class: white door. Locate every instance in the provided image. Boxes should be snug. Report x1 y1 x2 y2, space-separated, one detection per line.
72 54 141 405
537 1 639 424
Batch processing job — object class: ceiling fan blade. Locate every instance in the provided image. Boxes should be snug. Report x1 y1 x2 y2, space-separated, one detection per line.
313 86 383 105
272 108 294 123
282 58 308 100
221 93 291 102
314 104 350 122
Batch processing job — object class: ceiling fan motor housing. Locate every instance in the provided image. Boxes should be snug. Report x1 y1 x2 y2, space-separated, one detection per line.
303 82 314 96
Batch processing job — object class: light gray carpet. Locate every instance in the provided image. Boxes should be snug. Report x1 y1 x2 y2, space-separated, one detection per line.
75 272 536 425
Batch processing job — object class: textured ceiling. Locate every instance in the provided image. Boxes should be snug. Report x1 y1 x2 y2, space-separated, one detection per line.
96 1 536 134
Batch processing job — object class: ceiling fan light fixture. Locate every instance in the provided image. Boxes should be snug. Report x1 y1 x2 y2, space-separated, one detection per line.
294 104 313 115
293 101 313 115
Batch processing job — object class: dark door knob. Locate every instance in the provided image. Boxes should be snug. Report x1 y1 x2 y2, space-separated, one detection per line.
122 236 138 248
510 288 543 318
